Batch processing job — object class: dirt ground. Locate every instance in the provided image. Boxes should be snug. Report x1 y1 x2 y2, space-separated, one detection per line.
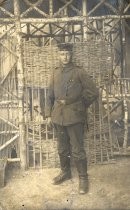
0 157 130 210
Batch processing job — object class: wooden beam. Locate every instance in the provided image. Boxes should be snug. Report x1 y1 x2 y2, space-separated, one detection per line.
1 15 130 24
0 115 18 129
14 0 27 170
0 41 17 58
123 99 128 149
60 0 81 16
20 6 49 18
7 158 20 162
21 16 84 23
53 0 73 17
87 0 106 16
0 131 18 134
0 134 19 151
104 2 119 15
0 6 14 18
88 15 130 20
82 0 87 39
103 99 123 120
124 3 130 13
49 0 53 17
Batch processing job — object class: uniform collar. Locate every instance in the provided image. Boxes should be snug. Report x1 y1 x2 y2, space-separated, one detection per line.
61 62 73 72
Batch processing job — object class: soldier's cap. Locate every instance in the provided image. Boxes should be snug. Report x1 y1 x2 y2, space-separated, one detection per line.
57 43 73 51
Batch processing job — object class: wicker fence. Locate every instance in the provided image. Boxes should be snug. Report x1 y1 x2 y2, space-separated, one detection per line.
22 40 113 168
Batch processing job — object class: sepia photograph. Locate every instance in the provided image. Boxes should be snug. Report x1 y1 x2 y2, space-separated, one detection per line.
0 0 130 210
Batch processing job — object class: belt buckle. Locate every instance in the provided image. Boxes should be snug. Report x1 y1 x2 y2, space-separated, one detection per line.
58 100 66 105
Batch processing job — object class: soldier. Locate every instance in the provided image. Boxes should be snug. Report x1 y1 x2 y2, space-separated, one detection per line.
45 43 98 194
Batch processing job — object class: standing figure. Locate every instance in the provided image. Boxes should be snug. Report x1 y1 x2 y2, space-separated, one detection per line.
45 43 98 194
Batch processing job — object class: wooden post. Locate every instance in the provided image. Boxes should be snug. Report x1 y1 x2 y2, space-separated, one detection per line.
13 0 27 170
0 159 7 188
49 0 53 17
49 0 53 44
106 82 113 156
118 1 128 150
118 0 126 78
82 0 87 40
123 80 128 151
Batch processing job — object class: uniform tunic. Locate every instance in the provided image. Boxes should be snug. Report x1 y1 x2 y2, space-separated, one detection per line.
45 62 98 125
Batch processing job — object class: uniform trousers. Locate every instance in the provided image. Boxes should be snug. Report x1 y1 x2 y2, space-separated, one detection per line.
54 123 86 160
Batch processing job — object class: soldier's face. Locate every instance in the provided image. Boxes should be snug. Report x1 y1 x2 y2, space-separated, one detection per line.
59 50 72 65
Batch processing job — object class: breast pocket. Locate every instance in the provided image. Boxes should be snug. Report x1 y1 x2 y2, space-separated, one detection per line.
66 79 82 96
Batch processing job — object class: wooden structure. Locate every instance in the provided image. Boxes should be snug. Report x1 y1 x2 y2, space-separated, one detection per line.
0 158 7 187
0 0 130 169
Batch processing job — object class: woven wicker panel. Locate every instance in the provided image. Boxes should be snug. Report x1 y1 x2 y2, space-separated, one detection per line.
73 40 112 79
84 121 112 165
23 40 59 88
23 40 112 87
85 138 111 165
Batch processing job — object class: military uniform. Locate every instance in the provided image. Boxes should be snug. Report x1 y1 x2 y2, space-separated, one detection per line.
45 57 98 193
45 62 98 158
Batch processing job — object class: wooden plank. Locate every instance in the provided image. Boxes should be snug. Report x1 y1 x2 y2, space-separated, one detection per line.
7 158 20 162
0 134 19 151
0 131 18 134
1 15 130 24
0 116 18 129
0 158 7 188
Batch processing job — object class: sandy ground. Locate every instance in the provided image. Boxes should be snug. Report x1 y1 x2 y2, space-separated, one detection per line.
0 157 130 210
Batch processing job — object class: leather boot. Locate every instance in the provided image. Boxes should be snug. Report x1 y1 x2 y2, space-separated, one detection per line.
75 158 89 194
52 155 71 185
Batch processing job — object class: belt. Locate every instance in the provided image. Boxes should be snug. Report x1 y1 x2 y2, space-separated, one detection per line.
56 99 66 105
56 97 82 106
